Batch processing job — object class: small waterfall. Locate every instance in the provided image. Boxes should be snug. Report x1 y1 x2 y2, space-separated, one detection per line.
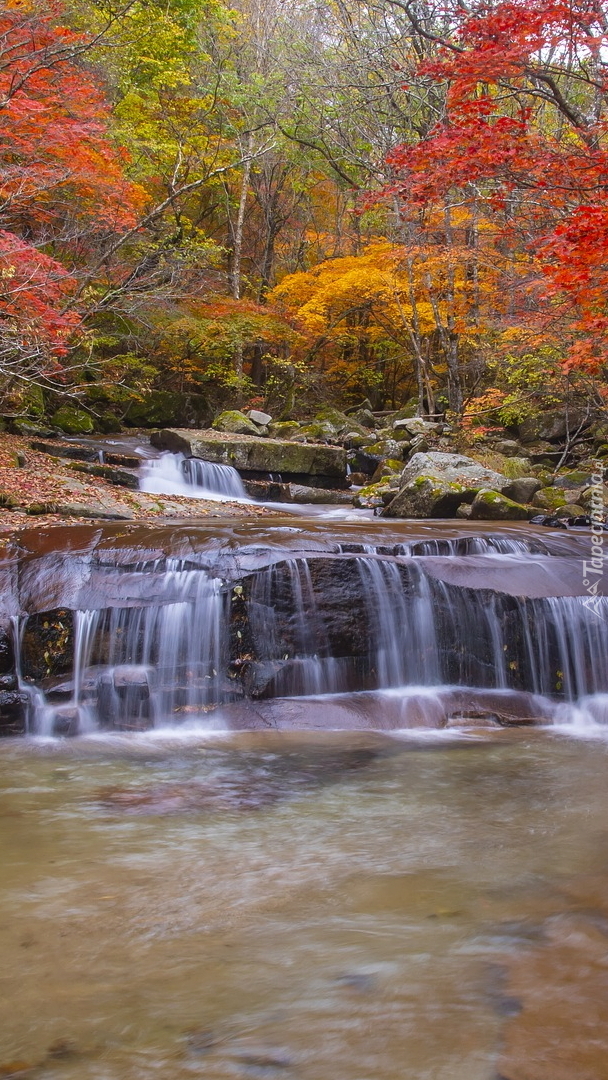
139 451 249 501
9 536 608 734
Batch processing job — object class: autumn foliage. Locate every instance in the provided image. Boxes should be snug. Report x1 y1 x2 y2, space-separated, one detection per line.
0 0 145 386
386 0 608 374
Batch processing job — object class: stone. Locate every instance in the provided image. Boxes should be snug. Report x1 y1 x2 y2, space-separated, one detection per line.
314 407 353 434
152 429 347 478
503 477 542 503
284 484 352 505
247 409 272 427
69 463 140 489
397 417 441 438
382 452 511 518
124 390 211 429
51 406 94 435
343 431 374 449
518 408 593 444
267 421 301 439
298 421 337 442
532 487 569 511
553 471 594 489
579 484 608 514
555 503 586 518
213 410 263 437
470 490 530 521
495 439 525 457
351 408 377 429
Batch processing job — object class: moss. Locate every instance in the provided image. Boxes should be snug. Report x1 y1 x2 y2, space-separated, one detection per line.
471 489 529 520
51 406 94 435
532 487 568 511
212 410 261 436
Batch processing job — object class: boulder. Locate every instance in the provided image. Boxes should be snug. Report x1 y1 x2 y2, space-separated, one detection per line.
518 409 593 444
382 452 511 519
494 439 525 457
267 421 301 439
315 407 354 435
555 503 586 518
351 408 377 429
298 420 337 442
394 417 441 438
532 487 569 511
553 470 594 489
470 490 530 521
51 406 94 435
503 477 542 503
247 409 272 427
213 410 263 437
151 428 347 478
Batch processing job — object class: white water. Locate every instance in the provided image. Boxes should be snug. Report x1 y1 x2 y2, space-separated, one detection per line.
140 451 250 501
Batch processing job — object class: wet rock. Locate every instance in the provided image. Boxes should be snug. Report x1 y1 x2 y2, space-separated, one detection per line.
50 706 81 737
348 448 383 475
213 410 263 437
152 428 347 478
284 484 352 505
69 462 140 488
0 627 14 675
503 477 542 503
21 609 74 680
0 691 28 735
470 490 530 521
383 452 511 518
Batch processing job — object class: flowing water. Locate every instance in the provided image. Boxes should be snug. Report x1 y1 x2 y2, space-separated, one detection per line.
2 729 608 1080
2 447 608 1075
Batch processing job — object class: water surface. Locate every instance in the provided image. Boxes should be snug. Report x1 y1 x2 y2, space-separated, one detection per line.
1 729 608 1080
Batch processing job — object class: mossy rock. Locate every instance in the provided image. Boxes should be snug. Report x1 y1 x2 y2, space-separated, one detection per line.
51 406 94 435
212 410 261 436
126 390 209 429
555 503 586 518
391 401 418 421
579 484 608 513
314 408 351 434
0 491 18 509
595 443 608 458
531 486 568 511
553 470 593 489
299 421 337 442
353 481 393 508
268 421 301 439
470 489 529 521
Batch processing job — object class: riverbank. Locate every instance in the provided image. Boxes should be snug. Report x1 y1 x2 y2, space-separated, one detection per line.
0 435 270 532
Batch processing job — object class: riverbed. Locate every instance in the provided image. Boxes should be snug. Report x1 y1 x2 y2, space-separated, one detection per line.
1 728 608 1080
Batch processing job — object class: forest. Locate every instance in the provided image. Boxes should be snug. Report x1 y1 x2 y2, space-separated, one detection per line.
2 0 608 436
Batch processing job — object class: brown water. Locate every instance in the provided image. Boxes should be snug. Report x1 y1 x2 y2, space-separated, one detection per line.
2 729 608 1080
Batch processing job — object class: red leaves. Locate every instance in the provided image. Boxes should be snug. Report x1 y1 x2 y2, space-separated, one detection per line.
383 0 608 371
0 2 146 366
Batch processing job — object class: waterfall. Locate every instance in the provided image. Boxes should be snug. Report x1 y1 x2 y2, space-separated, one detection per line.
8 530 608 734
139 451 249 501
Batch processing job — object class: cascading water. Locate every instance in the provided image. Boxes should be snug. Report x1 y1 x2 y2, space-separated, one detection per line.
7 522 607 735
139 451 249 501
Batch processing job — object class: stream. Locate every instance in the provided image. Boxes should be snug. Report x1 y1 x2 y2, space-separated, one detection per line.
1 438 607 1078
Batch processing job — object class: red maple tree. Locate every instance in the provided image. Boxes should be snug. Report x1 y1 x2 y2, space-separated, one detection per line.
386 0 608 372
0 0 145 387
